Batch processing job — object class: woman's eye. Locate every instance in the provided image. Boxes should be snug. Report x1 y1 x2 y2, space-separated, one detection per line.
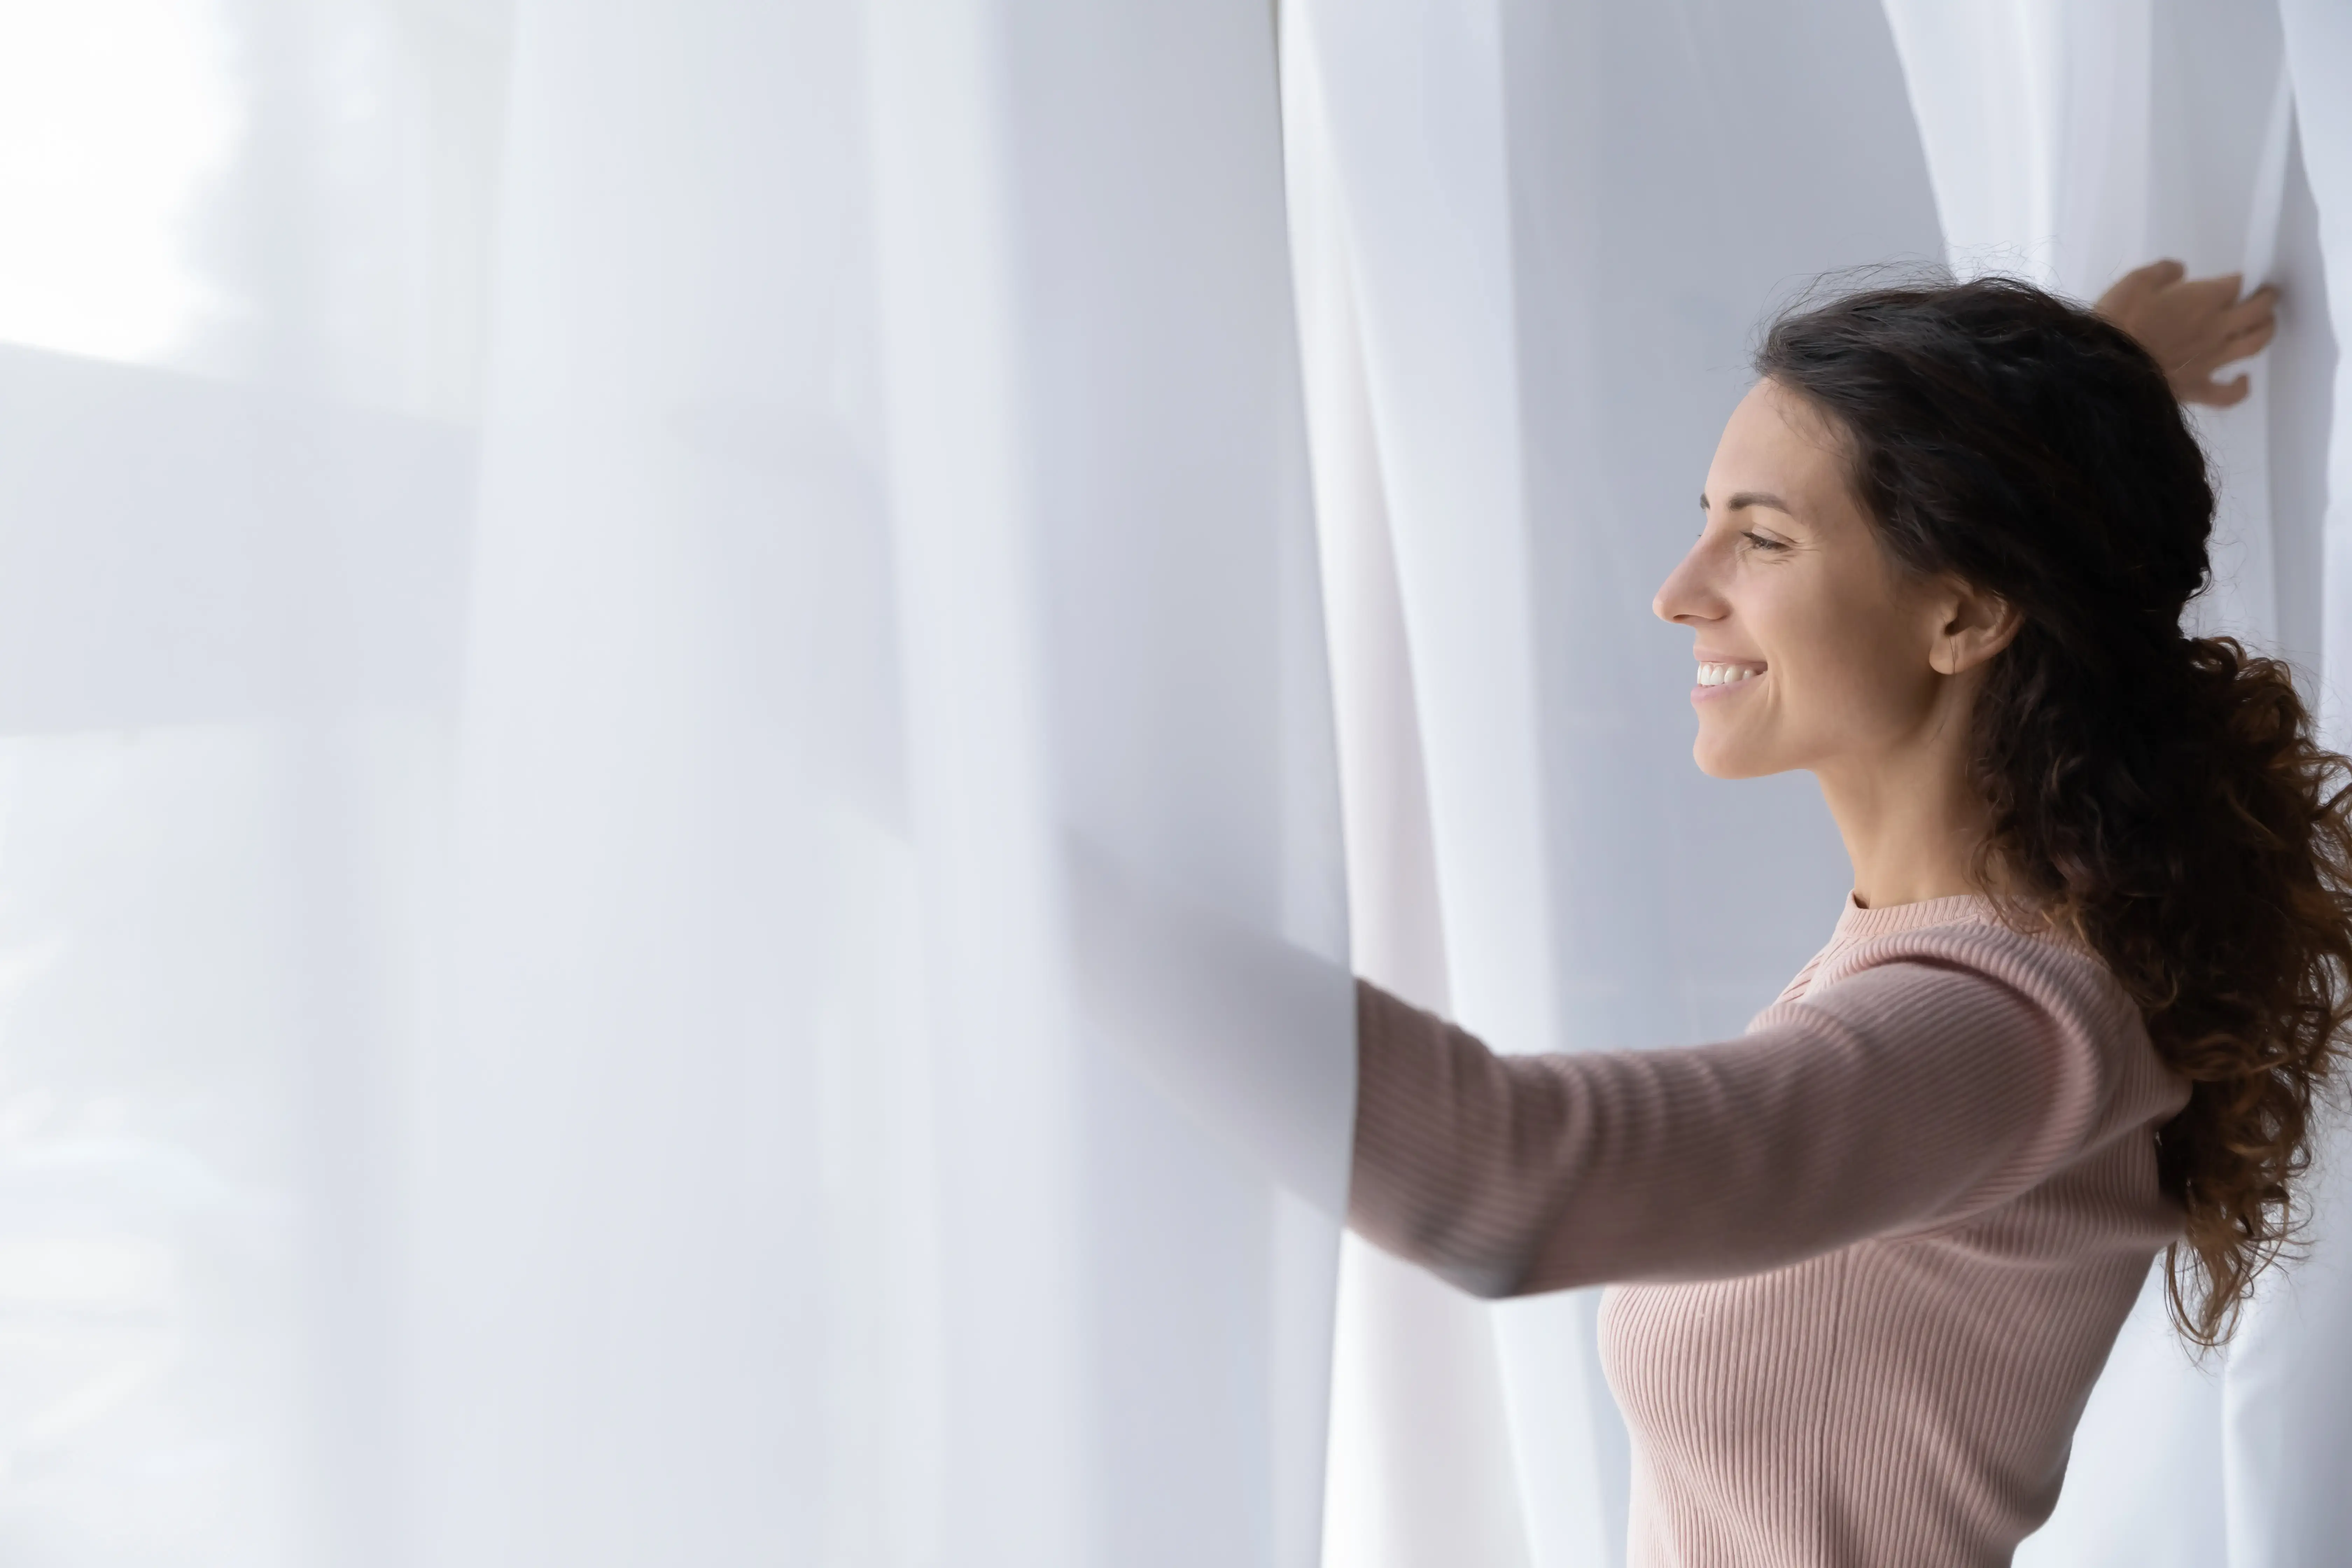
1741 530 1790 553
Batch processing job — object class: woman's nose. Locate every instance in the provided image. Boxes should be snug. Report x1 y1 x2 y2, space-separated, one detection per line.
1653 539 1723 625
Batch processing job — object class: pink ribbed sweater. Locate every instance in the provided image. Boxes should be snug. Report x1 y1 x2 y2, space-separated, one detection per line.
1350 892 2190 1568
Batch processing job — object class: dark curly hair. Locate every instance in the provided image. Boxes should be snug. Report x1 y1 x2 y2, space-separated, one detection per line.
1757 275 2352 1346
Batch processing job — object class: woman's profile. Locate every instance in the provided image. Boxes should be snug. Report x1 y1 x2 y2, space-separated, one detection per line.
1346 275 2348 1566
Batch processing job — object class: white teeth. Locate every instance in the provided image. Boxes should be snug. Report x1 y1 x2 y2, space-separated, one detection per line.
1698 663 1762 686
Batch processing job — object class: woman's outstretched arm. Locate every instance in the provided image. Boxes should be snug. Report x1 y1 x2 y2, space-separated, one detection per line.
1347 932 2182 1297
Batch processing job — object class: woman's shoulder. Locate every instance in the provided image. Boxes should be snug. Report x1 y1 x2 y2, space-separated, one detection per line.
1768 893 2181 1129
1802 892 2126 1015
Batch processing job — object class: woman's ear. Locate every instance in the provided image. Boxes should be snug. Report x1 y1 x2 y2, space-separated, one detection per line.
1929 580 2022 676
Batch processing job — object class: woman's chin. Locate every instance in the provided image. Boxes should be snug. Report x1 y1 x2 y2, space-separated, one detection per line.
1692 734 1777 780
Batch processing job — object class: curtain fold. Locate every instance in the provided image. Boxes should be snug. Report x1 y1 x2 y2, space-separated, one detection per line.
2248 8 2352 1562
436 0 1359 1560
1281 20 1541 1568
0 2 1351 1563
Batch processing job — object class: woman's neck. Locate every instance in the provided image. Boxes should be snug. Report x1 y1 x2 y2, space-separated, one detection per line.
1814 743 1994 911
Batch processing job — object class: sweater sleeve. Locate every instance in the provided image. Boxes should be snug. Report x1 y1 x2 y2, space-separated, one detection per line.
1347 946 2149 1297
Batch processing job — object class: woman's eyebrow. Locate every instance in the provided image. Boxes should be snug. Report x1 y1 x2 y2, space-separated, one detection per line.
1698 490 1799 517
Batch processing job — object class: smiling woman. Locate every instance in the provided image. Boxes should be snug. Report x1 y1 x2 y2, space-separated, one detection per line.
1343 276 2352 1568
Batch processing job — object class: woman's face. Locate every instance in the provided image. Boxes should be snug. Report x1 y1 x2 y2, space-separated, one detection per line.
1653 379 1959 781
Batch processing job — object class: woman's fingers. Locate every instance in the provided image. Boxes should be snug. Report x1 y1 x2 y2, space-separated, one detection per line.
2189 371 2253 409
2181 315 2275 378
2173 272 2245 317
2220 286 2280 343
2221 311 2277 358
2175 292 2278 396
2099 257 2187 313
2225 282 2281 320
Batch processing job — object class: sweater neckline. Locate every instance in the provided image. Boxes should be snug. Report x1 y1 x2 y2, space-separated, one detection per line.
1831 889 1998 947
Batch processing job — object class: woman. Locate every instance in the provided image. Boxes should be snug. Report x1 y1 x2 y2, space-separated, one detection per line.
1347 276 2349 1567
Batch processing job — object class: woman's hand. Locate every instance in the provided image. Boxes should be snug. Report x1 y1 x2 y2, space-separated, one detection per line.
2094 259 2279 407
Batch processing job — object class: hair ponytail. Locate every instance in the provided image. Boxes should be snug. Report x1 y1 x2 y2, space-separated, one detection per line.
2113 636 2352 1342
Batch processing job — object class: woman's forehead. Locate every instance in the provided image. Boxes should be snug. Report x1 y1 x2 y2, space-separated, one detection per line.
1706 384 1858 524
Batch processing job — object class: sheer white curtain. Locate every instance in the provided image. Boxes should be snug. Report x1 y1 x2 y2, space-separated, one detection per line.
6 3 2350 1566
0 2 1350 1565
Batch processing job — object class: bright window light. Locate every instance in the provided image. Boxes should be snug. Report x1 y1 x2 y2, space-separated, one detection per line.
0 0 240 366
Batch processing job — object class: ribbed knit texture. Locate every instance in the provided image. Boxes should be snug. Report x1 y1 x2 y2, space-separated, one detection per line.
1350 893 2189 1568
